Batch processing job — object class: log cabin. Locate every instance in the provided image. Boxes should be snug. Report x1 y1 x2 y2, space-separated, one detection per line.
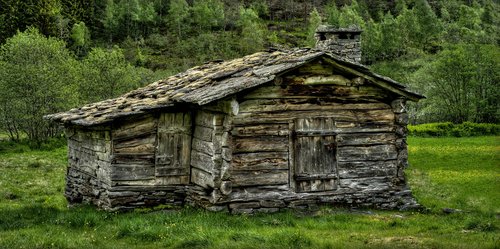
46 26 424 213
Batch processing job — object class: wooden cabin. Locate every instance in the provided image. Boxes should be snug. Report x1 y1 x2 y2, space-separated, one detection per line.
46 26 424 213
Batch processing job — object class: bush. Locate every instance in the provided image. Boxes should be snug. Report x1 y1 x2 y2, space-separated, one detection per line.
408 122 500 137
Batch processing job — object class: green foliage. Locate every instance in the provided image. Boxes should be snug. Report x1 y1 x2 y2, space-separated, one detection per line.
237 7 266 54
168 0 190 39
412 0 443 51
410 43 499 123
1 0 499 132
379 13 402 59
80 47 153 103
305 8 322 47
70 21 91 57
101 0 120 42
408 122 500 137
192 0 225 31
1 137 499 248
337 2 365 28
325 1 341 28
0 28 79 141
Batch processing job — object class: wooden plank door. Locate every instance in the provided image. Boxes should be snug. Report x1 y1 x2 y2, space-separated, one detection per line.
156 112 192 184
294 118 338 192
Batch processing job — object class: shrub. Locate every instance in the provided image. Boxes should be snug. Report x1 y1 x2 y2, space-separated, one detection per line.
408 122 500 137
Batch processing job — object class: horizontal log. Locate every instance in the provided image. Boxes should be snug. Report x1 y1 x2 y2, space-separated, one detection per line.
232 152 289 170
336 133 396 146
111 154 155 165
232 136 289 153
339 176 392 191
192 138 214 156
193 125 213 142
113 135 156 154
109 185 181 192
334 123 395 133
302 75 351 85
191 167 214 188
113 116 157 139
111 179 156 186
230 170 289 187
155 166 189 177
155 176 189 185
337 160 397 178
191 150 215 172
337 144 398 162
242 85 391 101
110 164 155 181
231 124 289 137
233 109 394 126
68 138 109 153
238 98 390 114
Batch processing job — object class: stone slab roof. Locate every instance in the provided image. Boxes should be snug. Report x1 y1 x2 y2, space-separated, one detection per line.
45 48 424 127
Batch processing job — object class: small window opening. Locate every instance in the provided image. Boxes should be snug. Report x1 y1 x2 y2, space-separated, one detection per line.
338 33 348 39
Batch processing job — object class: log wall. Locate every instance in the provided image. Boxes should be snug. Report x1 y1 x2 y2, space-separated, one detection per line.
186 109 227 208
105 114 189 209
215 61 420 214
65 126 112 208
64 59 419 213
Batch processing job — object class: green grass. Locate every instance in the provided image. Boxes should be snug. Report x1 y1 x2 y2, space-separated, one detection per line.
0 137 499 248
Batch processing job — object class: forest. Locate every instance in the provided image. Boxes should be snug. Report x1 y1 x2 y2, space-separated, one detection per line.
0 0 498 141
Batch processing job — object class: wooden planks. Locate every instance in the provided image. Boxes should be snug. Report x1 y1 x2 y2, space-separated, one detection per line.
242 85 392 101
337 144 398 161
233 109 394 126
230 170 288 187
156 112 192 178
337 161 397 179
233 136 289 153
110 164 155 181
232 152 288 171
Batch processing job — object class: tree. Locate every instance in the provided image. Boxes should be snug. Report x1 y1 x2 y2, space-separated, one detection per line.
396 6 420 49
338 1 365 28
325 1 341 28
362 18 382 63
101 0 120 43
192 0 225 31
413 0 443 51
80 47 153 103
410 44 500 123
237 7 266 54
70 21 91 57
0 28 79 141
305 8 322 47
168 0 190 41
480 0 500 44
380 12 402 59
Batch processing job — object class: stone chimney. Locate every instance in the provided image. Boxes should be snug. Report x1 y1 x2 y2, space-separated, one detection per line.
315 25 362 63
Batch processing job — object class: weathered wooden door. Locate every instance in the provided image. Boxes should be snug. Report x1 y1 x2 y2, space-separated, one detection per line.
294 118 338 192
156 112 192 184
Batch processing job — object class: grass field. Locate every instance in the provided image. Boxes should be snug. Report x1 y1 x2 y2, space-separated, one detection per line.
0 137 498 248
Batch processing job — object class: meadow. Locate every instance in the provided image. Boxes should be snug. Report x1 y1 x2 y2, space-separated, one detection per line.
0 136 498 249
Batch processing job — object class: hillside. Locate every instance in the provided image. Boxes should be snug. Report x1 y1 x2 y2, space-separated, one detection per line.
0 0 498 141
